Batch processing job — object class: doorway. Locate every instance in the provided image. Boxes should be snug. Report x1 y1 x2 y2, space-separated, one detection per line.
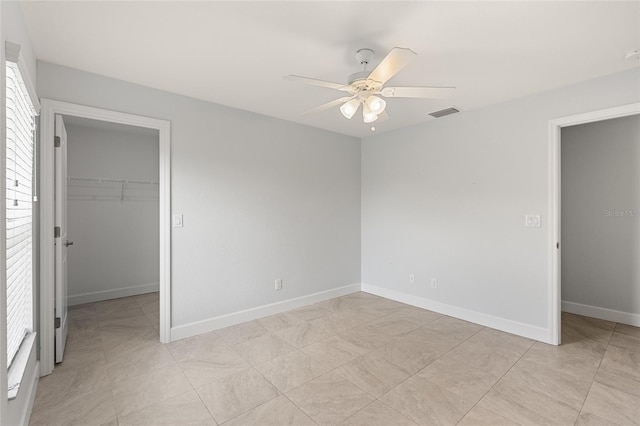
548 102 640 345
39 100 171 376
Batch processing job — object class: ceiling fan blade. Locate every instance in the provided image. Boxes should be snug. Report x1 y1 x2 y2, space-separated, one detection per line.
285 75 348 91
381 86 456 99
367 47 417 85
301 96 353 115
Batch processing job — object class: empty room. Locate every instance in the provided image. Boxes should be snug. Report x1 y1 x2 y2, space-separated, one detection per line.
1 1 639 425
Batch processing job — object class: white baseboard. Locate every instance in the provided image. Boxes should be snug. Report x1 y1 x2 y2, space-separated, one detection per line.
170 283 361 341
68 282 159 306
562 301 640 327
361 283 551 343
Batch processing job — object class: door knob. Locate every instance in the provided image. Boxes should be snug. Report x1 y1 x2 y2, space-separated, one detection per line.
64 241 74 247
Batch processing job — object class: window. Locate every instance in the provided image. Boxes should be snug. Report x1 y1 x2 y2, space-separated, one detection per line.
5 51 37 370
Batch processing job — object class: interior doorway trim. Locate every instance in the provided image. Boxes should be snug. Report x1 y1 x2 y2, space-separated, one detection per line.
39 99 171 376
548 102 640 346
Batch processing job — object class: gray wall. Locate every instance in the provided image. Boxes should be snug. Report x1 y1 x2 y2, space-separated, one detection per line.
66 122 160 304
561 114 640 317
361 68 639 333
38 61 362 327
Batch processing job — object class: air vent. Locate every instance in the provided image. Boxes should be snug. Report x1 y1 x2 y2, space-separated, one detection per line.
429 107 460 118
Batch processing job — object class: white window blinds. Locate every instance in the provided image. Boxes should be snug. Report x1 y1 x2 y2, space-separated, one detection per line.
5 59 36 368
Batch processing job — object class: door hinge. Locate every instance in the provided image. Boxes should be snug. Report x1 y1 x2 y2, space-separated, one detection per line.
556 242 560 249
54 136 61 148
54 226 61 238
55 317 61 329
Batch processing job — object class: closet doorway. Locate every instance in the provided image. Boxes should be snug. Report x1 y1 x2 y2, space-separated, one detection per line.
548 102 639 345
40 100 171 376
64 115 161 358
64 116 160 307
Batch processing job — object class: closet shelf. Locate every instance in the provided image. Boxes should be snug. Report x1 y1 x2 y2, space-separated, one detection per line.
67 176 159 186
67 176 159 203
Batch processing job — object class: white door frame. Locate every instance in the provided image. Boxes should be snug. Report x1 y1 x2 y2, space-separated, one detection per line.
39 99 171 376
548 102 640 346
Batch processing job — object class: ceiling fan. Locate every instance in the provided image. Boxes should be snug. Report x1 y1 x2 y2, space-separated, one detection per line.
286 47 455 124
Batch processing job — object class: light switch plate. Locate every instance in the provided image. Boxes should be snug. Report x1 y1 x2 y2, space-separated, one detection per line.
525 214 541 228
173 214 183 228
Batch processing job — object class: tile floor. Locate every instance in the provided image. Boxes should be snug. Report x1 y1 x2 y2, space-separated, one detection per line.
29 292 640 425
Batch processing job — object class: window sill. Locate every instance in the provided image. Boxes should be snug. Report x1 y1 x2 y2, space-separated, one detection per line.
7 332 37 400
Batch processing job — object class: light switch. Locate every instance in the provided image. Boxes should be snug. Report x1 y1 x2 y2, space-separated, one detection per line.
525 214 541 228
173 214 183 228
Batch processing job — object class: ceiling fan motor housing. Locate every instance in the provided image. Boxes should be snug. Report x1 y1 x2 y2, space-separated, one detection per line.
355 48 374 65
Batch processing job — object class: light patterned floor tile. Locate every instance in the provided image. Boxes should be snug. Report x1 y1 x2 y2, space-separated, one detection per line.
615 323 640 338
105 343 176 382
53 345 106 375
167 331 226 362
609 331 640 353
101 327 159 358
379 374 473 426
276 321 334 348
379 306 442 326
340 400 417 426
497 358 593 410
256 350 331 392
337 324 395 351
580 381 640 425
111 363 193 417
478 374 580 425
233 332 294 365
376 333 442 374
309 311 370 334
215 320 269 346
594 345 640 396
117 390 216 425
93 297 141 315
286 372 374 425
418 356 501 403
468 327 534 356
98 315 154 333
366 316 423 337
457 404 520 426
33 362 111 412
30 388 116 426
422 315 484 341
258 312 301 333
288 305 332 322
444 338 522 377
196 368 279 424
176 348 250 388
301 336 368 369
31 296 637 426
334 352 410 397
222 395 315 426
96 306 147 322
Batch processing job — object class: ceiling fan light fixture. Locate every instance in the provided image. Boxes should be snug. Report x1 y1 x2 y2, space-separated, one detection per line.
340 99 360 119
363 103 378 123
366 95 386 114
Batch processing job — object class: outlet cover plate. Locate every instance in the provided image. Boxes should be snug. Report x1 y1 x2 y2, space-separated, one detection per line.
525 214 541 228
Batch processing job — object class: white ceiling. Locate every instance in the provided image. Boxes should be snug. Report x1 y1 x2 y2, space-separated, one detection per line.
22 1 640 138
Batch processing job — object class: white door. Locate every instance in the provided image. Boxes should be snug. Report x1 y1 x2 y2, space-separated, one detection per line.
55 115 70 363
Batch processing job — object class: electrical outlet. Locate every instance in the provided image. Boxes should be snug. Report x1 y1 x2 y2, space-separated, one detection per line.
430 278 438 289
275 278 282 291
409 274 415 284
525 214 541 228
